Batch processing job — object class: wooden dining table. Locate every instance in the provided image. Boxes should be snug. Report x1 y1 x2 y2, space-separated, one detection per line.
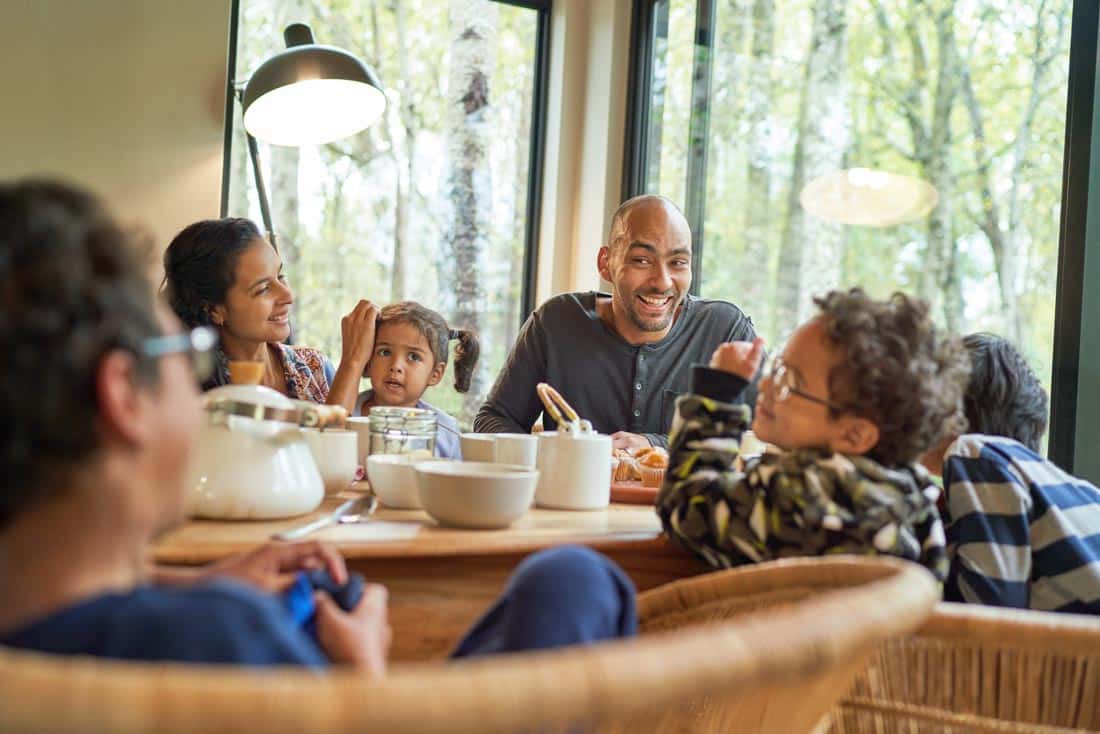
152 490 709 661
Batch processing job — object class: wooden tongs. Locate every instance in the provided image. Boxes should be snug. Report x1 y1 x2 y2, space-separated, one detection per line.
537 382 593 436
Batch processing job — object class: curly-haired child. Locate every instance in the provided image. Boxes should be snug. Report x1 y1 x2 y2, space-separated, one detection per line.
354 301 479 459
657 289 970 580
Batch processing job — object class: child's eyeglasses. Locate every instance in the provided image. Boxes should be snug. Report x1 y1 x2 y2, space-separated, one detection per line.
141 327 218 382
764 355 843 411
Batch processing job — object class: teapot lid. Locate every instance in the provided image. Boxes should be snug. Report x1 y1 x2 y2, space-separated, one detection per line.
204 383 294 410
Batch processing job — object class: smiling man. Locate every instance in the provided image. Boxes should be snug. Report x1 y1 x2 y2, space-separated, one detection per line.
475 195 757 449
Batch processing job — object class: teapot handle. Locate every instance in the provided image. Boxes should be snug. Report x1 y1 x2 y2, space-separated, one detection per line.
293 402 348 430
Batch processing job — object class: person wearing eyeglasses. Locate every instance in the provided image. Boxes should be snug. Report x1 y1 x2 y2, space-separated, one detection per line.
656 289 969 579
0 180 637 672
161 217 377 412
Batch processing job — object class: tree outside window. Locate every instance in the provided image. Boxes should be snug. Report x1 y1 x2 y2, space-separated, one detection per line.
635 0 1071 431
227 0 543 427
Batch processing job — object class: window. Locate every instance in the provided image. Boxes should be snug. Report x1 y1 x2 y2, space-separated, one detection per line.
224 0 549 427
626 0 1073 437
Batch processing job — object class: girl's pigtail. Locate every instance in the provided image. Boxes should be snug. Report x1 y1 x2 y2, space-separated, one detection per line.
452 329 481 393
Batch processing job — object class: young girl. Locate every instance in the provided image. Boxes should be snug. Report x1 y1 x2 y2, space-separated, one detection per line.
355 302 479 459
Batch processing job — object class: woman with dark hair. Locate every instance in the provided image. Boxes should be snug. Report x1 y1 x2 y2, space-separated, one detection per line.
162 218 376 408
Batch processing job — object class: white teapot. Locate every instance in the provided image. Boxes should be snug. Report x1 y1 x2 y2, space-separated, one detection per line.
185 384 329 519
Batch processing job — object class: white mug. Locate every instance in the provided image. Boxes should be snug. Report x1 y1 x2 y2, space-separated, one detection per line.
534 431 613 510
460 432 497 463
345 416 372 465
303 429 359 494
493 433 538 467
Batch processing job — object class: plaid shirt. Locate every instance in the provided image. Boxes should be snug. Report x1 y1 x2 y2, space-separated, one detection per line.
656 367 948 580
943 435 1100 613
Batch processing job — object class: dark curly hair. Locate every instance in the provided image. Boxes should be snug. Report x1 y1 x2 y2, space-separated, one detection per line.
0 180 161 529
162 217 264 329
814 289 969 466
961 333 1048 451
377 301 480 392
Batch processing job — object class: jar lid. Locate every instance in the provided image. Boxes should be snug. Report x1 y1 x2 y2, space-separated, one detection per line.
368 406 434 419
368 405 436 433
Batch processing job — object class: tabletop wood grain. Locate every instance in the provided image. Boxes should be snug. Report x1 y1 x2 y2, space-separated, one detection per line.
152 492 666 565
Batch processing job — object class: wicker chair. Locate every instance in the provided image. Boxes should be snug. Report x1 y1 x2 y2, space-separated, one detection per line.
827 601 1100 733
0 557 937 734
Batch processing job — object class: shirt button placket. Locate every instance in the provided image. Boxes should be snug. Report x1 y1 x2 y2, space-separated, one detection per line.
632 350 647 431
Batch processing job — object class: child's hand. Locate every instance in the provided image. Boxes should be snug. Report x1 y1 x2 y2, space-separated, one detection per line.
341 300 381 368
315 583 391 675
710 337 766 380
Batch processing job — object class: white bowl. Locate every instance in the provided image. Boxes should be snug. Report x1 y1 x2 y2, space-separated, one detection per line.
367 453 439 509
414 461 538 529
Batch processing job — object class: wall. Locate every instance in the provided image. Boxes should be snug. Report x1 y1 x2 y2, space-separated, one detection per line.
1 1 232 250
536 0 633 303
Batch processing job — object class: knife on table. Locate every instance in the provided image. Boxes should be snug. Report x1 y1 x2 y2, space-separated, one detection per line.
272 495 371 542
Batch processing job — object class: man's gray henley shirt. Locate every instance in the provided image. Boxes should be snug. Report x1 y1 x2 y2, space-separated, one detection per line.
474 291 757 447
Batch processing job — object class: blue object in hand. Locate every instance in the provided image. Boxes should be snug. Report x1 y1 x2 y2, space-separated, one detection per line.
281 569 366 642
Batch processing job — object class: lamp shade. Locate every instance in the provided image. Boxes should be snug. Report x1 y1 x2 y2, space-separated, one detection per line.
800 168 939 227
242 24 386 146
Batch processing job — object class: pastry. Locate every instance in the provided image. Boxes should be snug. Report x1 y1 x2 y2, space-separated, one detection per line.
637 448 668 488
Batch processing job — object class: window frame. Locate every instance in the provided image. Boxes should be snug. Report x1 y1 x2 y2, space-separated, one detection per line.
219 0 553 328
1049 0 1100 478
623 0 1100 476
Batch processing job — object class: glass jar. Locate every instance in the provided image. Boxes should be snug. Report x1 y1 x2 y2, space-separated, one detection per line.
367 406 437 457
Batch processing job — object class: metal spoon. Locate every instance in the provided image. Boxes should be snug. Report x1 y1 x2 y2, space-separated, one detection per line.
337 493 378 524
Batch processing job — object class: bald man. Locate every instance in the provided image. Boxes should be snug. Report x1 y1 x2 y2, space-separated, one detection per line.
475 195 757 449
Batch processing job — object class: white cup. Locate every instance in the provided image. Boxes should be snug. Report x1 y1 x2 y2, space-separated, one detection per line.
460 432 497 463
493 433 538 467
534 431 613 510
303 429 359 494
345 417 372 465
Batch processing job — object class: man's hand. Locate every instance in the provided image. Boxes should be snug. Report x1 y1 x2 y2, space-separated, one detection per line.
611 431 652 451
341 299 381 369
315 583 391 676
709 337 766 381
199 541 348 593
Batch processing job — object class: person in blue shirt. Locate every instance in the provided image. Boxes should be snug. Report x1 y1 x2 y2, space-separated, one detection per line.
0 180 636 673
921 333 1100 613
354 301 477 459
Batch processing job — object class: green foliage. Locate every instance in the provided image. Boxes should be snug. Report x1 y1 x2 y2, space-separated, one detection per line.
228 0 538 429
650 0 1069 395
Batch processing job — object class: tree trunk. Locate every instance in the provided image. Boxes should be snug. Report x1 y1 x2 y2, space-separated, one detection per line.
919 5 959 330
389 0 417 303
646 1 672 189
961 60 1017 342
445 0 497 422
270 0 306 332
1001 0 1066 342
505 61 532 350
775 0 849 335
743 0 774 317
